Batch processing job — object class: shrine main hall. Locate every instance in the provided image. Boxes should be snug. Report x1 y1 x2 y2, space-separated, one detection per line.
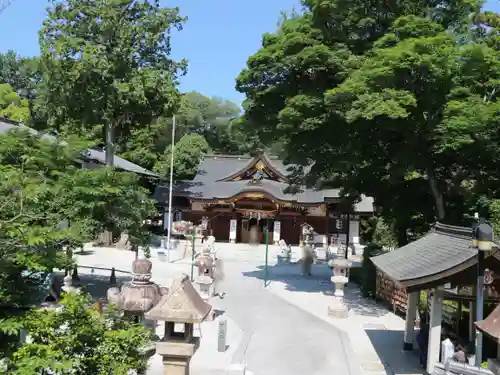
154 153 374 245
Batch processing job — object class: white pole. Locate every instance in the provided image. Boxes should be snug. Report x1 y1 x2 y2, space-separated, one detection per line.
166 115 176 263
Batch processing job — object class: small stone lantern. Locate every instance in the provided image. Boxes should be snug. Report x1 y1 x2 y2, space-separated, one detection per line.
194 249 215 301
145 274 212 375
327 258 350 318
107 256 168 326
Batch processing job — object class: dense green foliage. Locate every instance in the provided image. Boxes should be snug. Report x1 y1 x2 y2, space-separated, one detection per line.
0 130 156 308
237 0 500 244
0 83 30 123
1 293 151 374
38 0 187 164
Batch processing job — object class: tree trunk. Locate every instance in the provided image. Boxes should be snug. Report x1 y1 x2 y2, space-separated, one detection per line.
395 221 409 247
105 122 114 166
427 170 446 221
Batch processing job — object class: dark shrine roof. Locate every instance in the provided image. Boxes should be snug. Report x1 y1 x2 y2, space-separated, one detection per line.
0 117 158 177
155 153 374 211
371 222 500 291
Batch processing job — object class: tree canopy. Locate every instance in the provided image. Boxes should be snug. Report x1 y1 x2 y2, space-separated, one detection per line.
236 0 499 243
38 0 187 164
0 129 156 308
1 293 151 374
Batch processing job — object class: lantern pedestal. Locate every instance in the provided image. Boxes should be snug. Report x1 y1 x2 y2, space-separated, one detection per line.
156 339 199 375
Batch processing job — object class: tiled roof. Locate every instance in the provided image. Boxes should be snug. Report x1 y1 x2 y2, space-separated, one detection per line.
371 222 498 287
0 117 158 177
155 153 374 211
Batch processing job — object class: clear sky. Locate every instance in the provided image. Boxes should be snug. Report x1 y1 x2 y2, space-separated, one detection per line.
0 0 498 105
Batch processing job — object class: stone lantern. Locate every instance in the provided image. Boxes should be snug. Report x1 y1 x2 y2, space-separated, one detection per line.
194 249 215 301
107 256 168 326
145 274 212 375
327 258 350 318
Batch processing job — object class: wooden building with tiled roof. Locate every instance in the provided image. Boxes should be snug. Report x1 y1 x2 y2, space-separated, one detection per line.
154 152 374 245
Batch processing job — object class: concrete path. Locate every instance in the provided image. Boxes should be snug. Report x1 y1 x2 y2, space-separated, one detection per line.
218 263 362 375
74 245 363 375
263 263 425 375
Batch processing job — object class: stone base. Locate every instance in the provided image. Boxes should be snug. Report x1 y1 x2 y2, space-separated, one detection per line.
161 355 191 375
328 304 349 318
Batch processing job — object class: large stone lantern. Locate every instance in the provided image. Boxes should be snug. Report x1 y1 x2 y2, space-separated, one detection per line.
327 258 350 318
146 274 212 375
107 256 168 324
194 249 215 301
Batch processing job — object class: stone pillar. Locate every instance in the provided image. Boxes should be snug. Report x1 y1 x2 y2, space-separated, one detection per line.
403 291 418 350
349 219 360 245
427 286 444 374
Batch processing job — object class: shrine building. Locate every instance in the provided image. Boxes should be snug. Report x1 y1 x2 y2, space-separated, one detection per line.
154 153 374 245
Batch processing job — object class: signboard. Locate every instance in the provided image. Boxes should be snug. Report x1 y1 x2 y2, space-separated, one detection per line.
229 219 237 240
273 221 281 243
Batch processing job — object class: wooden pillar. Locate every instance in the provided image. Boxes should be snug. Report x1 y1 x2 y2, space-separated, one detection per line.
456 299 462 336
403 291 418 350
427 286 444 374
469 301 475 343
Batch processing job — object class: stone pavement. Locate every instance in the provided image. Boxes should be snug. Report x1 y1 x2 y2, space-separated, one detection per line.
74 242 423 375
218 262 362 375
261 262 425 375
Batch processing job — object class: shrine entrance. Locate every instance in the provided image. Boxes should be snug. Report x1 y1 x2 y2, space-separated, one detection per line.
239 216 275 244
234 196 276 244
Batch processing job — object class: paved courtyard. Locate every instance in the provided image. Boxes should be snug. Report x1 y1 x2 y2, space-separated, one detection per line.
73 242 423 375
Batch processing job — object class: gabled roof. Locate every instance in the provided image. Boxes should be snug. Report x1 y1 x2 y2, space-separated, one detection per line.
0 117 158 177
371 222 500 291
145 274 211 323
154 153 374 211
217 152 289 182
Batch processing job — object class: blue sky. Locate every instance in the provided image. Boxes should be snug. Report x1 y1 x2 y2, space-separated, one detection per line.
0 0 498 105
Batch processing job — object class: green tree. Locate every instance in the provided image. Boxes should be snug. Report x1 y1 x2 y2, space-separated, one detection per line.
1 293 151 374
236 0 489 242
0 129 156 308
0 51 41 101
155 133 210 180
327 15 500 225
39 0 187 165
0 83 31 123
122 92 242 171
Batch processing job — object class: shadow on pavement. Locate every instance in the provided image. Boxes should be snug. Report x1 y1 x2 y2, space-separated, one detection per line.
242 263 390 317
365 329 426 374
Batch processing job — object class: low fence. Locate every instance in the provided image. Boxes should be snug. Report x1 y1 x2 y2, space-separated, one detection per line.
375 270 458 326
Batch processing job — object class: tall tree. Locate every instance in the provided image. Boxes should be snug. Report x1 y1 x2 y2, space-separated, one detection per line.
121 91 243 171
0 129 156 308
155 133 210 180
236 0 485 242
39 0 187 166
